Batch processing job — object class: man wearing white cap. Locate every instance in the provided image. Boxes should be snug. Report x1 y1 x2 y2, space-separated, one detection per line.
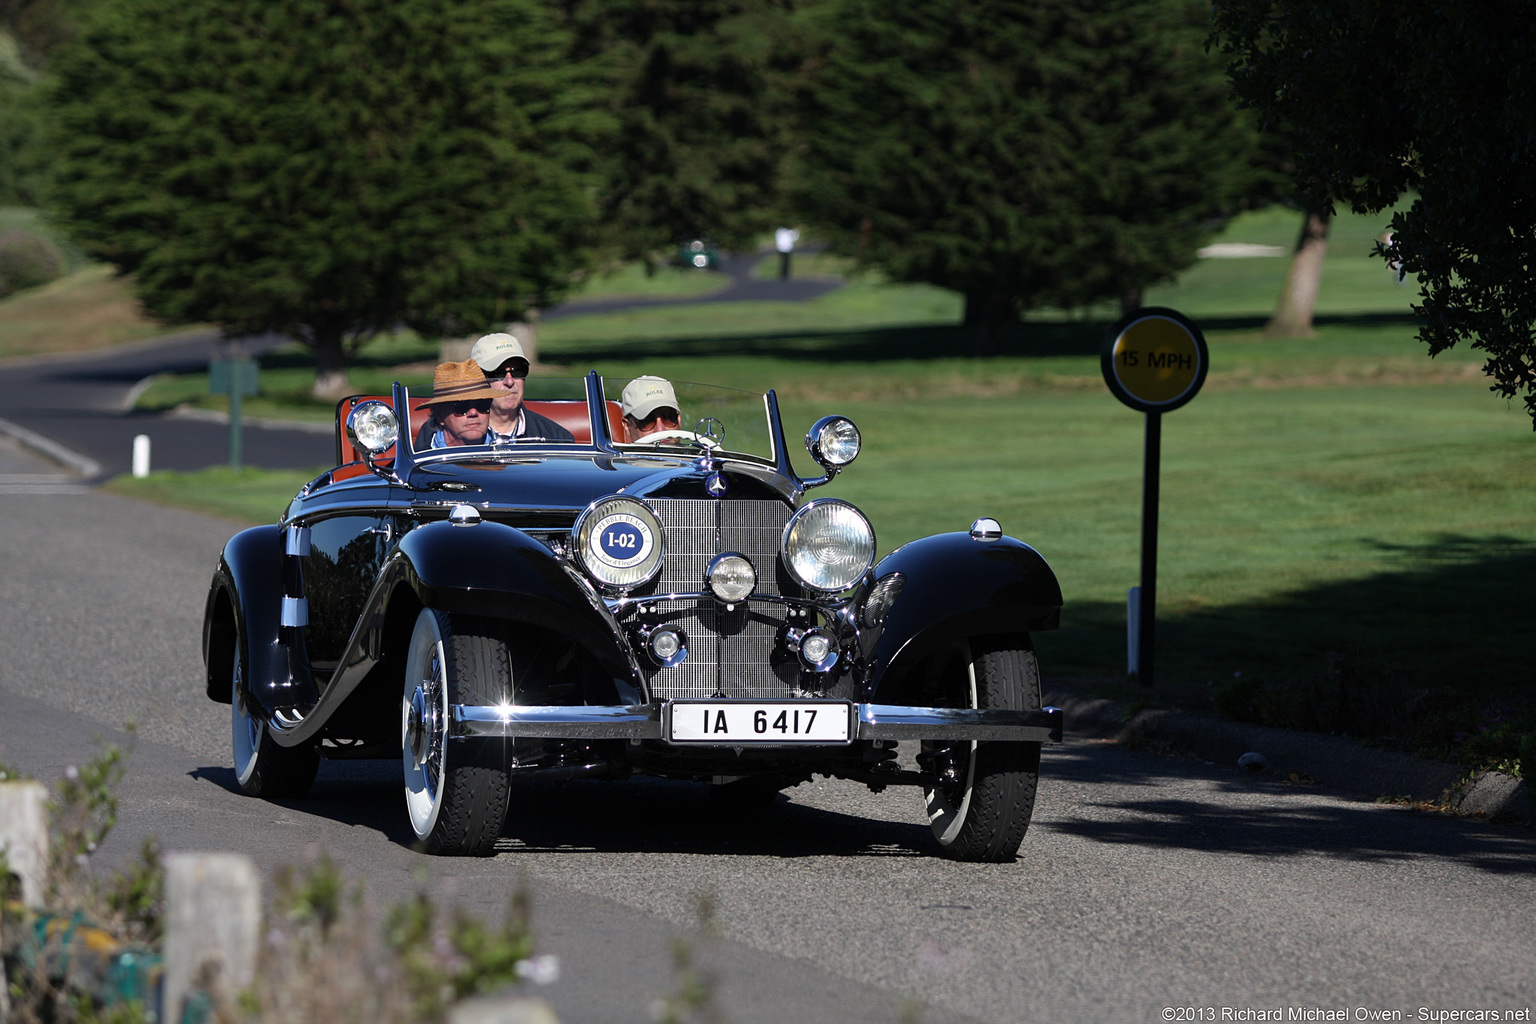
621 375 683 442
468 332 574 442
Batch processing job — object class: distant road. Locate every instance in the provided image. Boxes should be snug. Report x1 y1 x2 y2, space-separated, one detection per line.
0 331 332 479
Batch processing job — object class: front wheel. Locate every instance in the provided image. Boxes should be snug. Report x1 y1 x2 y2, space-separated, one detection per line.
230 643 319 798
921 640 1042 862
402 608 512 856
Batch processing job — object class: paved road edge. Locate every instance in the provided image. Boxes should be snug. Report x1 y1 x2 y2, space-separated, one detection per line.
0 415 102 479
1046 685 1532 822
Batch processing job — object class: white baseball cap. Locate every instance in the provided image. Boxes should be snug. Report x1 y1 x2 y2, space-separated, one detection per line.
470 333 529 373
621 376 679 420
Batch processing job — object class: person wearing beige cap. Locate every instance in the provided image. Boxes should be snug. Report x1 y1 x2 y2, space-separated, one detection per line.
414 359 500 448
470 332 574 443
621 375 684 442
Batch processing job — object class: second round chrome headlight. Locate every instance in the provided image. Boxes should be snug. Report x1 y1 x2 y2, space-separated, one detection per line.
781 499 875 593
573 496 664 591
806 416 861 469
346 400 398 457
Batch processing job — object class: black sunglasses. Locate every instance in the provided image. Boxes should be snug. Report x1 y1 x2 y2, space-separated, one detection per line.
445 400 492 416
484 363 529 380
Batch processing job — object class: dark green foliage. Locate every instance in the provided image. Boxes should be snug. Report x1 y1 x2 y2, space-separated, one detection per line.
789 0 1265 348
566 0 795 263
41 0 598 394
1212 1 1536 426
0 228 64 294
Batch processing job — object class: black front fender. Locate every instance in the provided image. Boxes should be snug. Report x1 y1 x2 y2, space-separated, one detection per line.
397 519 641 695
863 532 1061 701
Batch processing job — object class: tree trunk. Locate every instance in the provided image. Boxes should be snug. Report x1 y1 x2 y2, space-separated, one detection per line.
1119 285 1144 318
1265 206 1332 338
510 317 539 367
963 290 1012 354
310 326 352 401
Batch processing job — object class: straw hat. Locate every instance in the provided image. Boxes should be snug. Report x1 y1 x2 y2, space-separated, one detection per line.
415 359 501 408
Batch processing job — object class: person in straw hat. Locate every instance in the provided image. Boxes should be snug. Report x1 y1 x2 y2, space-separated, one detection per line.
415 359 501 448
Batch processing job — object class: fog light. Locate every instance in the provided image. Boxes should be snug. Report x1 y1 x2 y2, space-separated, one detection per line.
706 552 756 605
798 628 838 672
860 573 906 628
646 626 688 668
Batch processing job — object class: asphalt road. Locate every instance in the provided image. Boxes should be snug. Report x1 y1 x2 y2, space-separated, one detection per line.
0 331 334 479
2 489 1533 1023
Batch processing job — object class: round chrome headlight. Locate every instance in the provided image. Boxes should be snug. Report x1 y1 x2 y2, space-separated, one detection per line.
573 496 664 591
781 499 875 593
805 416 861 469
346 400 398 457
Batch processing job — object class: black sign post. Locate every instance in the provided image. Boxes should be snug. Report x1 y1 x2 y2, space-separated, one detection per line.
1100 308 1208 687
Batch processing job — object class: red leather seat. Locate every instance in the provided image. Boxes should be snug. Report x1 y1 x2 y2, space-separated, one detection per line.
334 396 623 465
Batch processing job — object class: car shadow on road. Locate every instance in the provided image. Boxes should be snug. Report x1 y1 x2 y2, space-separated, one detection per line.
190 762 937 858
1042 746 1536 876
190 761 424 848
494 776 933 858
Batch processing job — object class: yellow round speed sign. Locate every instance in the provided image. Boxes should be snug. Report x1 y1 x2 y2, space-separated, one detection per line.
1101 308 1208 412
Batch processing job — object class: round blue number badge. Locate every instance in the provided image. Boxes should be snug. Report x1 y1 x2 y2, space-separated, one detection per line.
593 512 652 569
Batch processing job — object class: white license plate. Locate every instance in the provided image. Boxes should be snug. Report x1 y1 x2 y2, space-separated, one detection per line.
668 701 852 744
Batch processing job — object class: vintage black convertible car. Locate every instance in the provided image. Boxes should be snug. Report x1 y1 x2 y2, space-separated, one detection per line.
202 373 1063 861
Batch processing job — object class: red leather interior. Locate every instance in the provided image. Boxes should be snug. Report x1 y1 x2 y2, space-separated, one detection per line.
334 395 624 466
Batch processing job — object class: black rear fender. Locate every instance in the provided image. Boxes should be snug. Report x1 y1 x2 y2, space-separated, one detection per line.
202 524 318 710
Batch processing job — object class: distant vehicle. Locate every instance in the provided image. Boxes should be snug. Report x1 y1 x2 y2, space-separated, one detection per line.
674 238 720 270
202 373 1064 861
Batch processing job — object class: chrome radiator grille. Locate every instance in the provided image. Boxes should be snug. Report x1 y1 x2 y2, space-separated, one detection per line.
641 498 798 700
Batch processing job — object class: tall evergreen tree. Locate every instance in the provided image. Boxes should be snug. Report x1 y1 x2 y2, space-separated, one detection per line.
43 0 598 397
790 0 1264 350
565 0 795 264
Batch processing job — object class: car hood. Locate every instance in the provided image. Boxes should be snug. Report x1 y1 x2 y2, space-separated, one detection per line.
405 452 796 511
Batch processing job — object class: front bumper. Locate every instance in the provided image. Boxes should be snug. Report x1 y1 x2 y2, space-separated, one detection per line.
450 702 1064 744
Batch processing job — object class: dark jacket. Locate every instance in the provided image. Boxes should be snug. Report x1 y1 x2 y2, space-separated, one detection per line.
415 405 576 448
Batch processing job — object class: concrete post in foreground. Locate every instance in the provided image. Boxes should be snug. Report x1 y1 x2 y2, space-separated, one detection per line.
163 852 261 1023
0 780 50 907
449 995 561 1024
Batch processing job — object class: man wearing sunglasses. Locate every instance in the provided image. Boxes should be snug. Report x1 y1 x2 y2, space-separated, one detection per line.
415 360 499 448
470 333 575 443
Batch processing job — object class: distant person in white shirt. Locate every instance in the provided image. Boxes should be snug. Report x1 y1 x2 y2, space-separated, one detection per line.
775 226 799 280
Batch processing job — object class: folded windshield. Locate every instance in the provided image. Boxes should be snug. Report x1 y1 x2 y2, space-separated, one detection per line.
604 377 773 462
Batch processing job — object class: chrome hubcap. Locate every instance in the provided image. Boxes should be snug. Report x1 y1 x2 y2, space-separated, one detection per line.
407 684 436 766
